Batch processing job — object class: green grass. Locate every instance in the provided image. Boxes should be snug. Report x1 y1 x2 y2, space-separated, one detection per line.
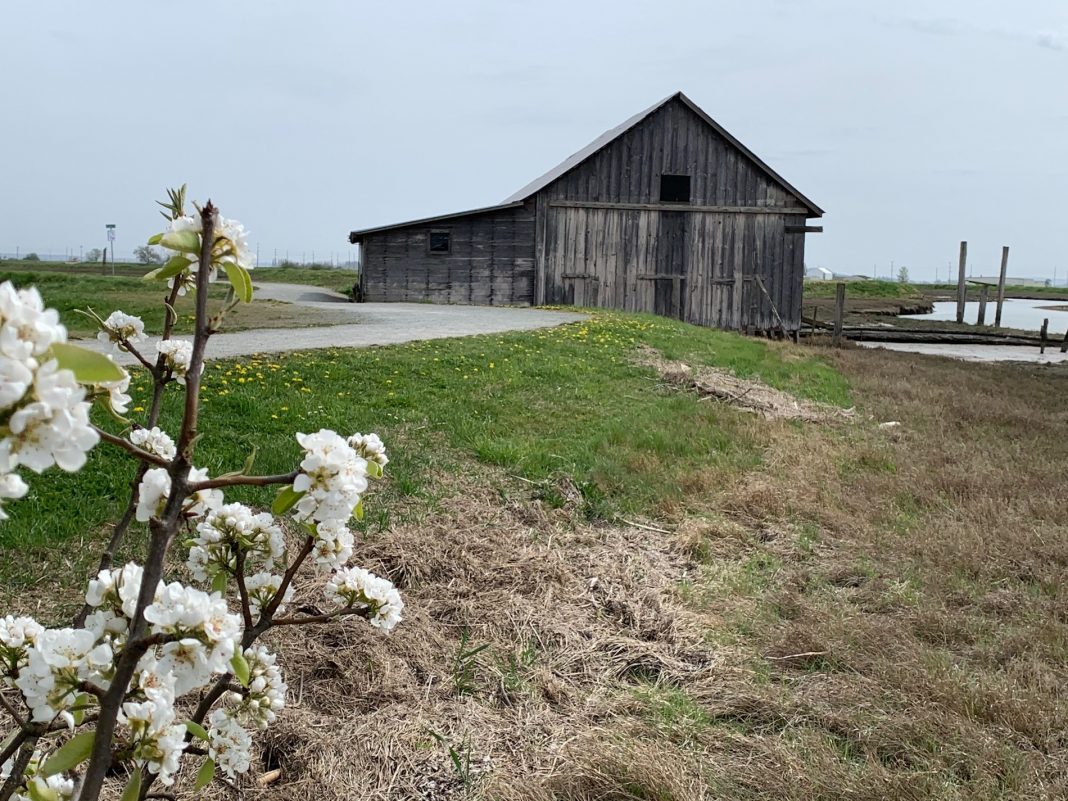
0 269 351 338
0 312 848 580
803 279 922 299
253 267 358 295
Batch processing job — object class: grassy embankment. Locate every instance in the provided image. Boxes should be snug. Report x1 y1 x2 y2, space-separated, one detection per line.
0 267 357 337
1 296 1066 798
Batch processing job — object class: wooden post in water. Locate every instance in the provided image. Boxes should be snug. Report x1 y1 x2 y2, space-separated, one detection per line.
976 284 989 326
832 282 845 347
994 246 1009 327
1060 327 1068 353
1040 318 1049 354
956 241 968 323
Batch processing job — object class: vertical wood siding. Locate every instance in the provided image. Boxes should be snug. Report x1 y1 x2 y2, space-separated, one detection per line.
360 201 536 305
535 98 811 330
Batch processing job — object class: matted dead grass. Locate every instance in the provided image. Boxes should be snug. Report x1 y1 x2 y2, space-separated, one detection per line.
636 345 855 423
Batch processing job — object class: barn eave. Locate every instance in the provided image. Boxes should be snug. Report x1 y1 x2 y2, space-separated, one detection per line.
348 201 526 243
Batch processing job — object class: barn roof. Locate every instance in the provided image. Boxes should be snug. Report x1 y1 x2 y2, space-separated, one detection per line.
502 91 823 216
349 91 822 243
349 201 524 242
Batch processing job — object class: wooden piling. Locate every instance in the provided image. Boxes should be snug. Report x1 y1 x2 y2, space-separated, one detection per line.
994 246 1009 327
1060 327 1068 353
956 241 968 323
1040 318 1049 354
832 282 845 347
976 284 989 326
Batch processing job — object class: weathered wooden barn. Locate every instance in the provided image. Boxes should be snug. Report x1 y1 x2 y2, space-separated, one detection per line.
349 91 823 332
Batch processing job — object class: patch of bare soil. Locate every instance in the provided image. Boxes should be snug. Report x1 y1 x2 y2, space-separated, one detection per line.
637 346 854 423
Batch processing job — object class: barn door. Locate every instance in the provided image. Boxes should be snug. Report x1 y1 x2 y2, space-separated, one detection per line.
654 211 688 320
562 274 599 306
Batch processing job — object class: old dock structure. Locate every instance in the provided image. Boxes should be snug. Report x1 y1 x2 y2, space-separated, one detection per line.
349 91 823 333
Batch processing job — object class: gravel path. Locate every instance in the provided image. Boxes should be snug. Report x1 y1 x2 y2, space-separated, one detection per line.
91 282 587 364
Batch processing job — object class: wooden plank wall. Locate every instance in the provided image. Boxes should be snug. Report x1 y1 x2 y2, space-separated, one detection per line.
534 97 812 330
360 201 536 305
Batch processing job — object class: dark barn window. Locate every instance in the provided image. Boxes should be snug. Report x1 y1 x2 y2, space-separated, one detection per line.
428 230 451 253
659 174 691 203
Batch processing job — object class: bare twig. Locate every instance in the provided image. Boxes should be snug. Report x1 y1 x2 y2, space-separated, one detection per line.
616 517 674 535
271 606 371 627
188 470 299 492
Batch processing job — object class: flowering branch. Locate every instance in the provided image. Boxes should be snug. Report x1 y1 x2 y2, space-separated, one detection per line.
0 189 399 801
90 425 169 467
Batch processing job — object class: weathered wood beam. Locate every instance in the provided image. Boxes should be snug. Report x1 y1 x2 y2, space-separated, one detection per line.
548 200 811 215
785 225 823 233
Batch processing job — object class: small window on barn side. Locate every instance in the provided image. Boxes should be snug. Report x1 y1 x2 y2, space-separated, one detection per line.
428 230 451 254
659 174 691 203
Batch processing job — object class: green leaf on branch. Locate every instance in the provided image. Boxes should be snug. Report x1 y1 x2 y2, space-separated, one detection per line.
147 233 164 246
354 499 364 522
38 730 95 777
212 571 228 594
185 720 210 741
193 758 216 790
49 343 126 383
367 462 383 479
159 229 201 254
271 486 304 516
231 651 251 687
118 769 142 801
71 693 92 725
144 255 192 282
221 262 253 303
27 779 57 801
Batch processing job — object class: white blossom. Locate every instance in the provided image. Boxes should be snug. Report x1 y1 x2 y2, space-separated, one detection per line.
129 427 176 461
216 216 254 271
229 645 286 730
118 694 186 785
243 572 291 618
0 472 28 521
186 503 286 583
98 372 131 415
347 432 389 469
155 339 196 383
324 566 404 632
96 311 146 352
310 520 354 572
6 361 99 473
0 282 66 361
145 582 241 695
85 562 151 620
0 615 43 683
0 354 33 411
15 628 112 724
135 466 222 523
292 430 369 526
207 708 253 779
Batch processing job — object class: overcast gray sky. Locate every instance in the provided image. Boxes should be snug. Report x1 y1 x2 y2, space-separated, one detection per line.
2 1 1065 281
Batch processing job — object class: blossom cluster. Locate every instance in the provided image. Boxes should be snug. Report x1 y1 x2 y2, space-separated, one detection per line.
186 502 286 588
136 465 223 523
158 212 255 294
97 311 146 353
324 566 404 632
0 282 107 520
156 338 195 383
292 430 370 525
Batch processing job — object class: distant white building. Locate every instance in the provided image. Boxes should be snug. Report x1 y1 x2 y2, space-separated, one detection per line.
971 276 1051 288
806 266 833 281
